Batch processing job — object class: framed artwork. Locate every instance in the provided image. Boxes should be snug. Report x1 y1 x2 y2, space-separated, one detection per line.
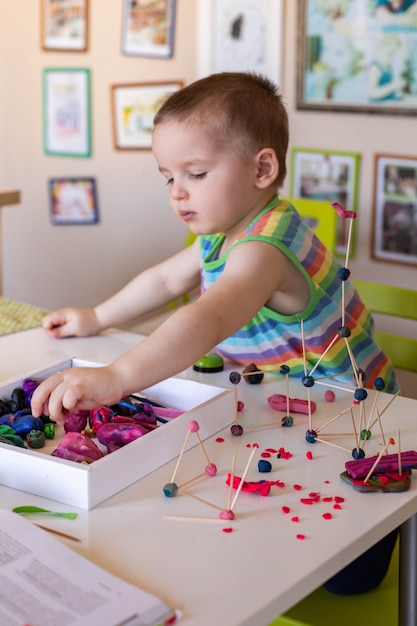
41 0 88 51
43 68 92 158
297 0 417 115
49 177 99 225
372 154 417 266
290 147 361 256
197 0 283 85
111 81 183 150
121 0 176 58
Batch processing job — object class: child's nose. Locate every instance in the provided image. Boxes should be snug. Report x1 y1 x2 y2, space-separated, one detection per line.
170 182 188 200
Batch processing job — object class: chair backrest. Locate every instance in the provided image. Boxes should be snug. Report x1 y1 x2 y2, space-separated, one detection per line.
284 197 337 253
353 280 417 373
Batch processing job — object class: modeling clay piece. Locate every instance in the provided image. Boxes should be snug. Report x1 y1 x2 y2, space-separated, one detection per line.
242 363 264 384
268 394 317 414
64 409 90 433
51 432 104 463
26 429 46 448
225 474 284 496
341 450 417 493
96 423 149 448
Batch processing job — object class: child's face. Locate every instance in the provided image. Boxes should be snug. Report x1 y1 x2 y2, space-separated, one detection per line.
152 120 264 237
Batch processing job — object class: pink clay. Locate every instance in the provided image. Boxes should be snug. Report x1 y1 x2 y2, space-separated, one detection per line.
205 463 217 476
219 510 235 520
188 420 199 432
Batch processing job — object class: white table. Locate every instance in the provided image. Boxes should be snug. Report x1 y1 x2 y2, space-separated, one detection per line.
0 328 416 625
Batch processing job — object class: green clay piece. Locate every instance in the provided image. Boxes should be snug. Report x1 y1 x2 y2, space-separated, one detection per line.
193 352 224 373
43 423 56 439
0 433 27 448
0 425 16 436
27 429 46 449
12 506 78 519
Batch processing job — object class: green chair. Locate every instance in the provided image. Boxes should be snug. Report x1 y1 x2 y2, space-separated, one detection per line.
285 197 338 253
353 281 417 373
269 538 399 626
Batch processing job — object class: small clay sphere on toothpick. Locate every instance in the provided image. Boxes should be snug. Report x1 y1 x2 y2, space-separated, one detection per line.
352 448 365 460
229 371 241 385
354 388 368 402
305 429 317 443
219 510 235 520
163 482 178 497
281 415 294 427
302 375 315 388
205 463 217 476
230 424 243 436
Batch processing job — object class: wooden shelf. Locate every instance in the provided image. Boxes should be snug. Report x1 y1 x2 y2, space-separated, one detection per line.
0 188 20 208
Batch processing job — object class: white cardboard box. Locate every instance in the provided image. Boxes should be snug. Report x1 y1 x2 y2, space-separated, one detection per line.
0 359 234 509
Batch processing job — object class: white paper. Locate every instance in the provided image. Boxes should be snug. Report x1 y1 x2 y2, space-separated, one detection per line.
0 510 175 626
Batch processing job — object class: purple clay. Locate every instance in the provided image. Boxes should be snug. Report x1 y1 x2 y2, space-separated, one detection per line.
230 424 243 436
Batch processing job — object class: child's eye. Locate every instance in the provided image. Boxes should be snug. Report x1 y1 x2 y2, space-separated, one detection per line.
190 172 207 180
165 177 173 186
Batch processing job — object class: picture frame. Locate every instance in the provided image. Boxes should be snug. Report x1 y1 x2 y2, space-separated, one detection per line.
297 0 417 115
197 0 283 85
110 81 183 150
43 68 92 158
41 0 88 52
49 177 99 225
372 153 417 266
290 147 361 256
121 0 176 58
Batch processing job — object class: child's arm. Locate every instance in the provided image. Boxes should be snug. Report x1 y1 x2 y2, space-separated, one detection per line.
42 241 201 338
32 241 307 421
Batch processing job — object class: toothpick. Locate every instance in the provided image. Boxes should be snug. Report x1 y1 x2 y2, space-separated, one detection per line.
316 405 351 433
314 380 355 393
34 524 81 542
170 429 191 483
363 438 395 484
182 491 224 512
349 405 360 452
313 370 354 381
307 387 313 431
177 472 207 490
369 390 401 430
227 449 237 511
308 334 339 377
301 320 307 375
230 446 257 512
314 437 351 453
233 385 239 425
195 431 213 467
163 515 225 523
244 421 281 431
286 373 290 416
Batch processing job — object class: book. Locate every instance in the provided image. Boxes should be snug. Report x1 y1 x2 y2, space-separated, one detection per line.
0 509 177 626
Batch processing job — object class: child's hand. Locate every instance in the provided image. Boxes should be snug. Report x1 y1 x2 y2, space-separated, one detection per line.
42 308 100 338
30 365 124 423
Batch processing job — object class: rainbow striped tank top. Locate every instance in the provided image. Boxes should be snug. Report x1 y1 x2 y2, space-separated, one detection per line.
200 197 398 393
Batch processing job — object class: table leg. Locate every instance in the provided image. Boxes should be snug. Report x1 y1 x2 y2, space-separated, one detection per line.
399 513 417 626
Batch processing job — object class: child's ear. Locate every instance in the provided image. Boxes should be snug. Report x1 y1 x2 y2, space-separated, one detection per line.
255 148 279 188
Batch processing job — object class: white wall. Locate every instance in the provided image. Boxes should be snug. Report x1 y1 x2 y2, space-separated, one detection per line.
0 1 416 312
